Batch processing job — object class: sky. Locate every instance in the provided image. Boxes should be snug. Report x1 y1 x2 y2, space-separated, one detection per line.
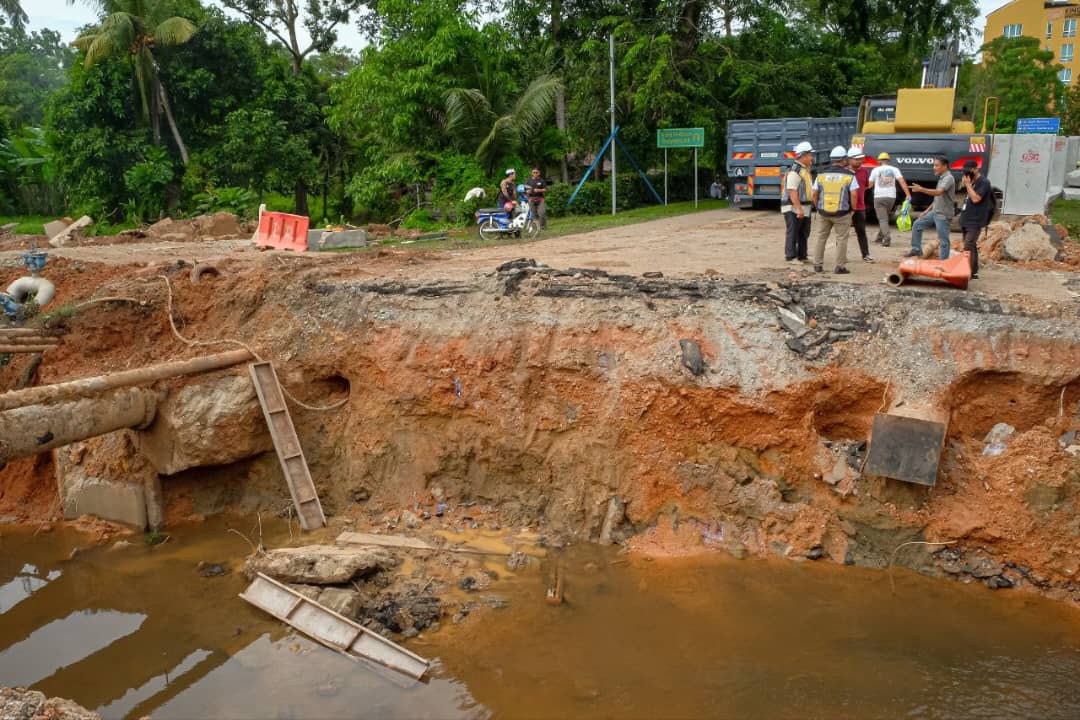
25 0 368 49
27 0 1006 54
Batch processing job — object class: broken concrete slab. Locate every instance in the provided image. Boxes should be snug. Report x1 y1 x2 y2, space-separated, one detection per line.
864 410 947 486
44 219 70 239
777 306 808 336
320 229 370 250
140 374 272 475
48 215 92 248
245 545 395 584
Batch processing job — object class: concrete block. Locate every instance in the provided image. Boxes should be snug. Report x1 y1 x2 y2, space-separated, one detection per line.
61 477 148 529
44 219 69 239
1063 187 1080 200
307 230 325 251
319 229 369 250
1003 135 1055 216
1051 136 1069 193
48 215 92 248
988 134 1012 194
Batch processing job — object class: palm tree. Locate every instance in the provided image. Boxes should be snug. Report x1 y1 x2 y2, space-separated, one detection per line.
445 75 562 175
0 0 27 28
70 0 196 164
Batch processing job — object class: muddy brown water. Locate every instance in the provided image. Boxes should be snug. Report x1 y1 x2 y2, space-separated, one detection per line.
3 520 1080 719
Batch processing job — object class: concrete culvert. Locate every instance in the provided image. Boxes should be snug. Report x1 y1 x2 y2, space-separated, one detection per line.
886 272 904 287
190 262 221 285
6 277 56 307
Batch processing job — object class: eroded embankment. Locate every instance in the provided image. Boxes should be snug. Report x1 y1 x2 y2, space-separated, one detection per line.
2 256 1080 603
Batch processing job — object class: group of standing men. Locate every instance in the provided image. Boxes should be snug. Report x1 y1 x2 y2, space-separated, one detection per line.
782 142 992 279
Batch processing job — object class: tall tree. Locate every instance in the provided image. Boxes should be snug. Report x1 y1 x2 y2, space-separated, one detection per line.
0 1 26 29
71 0 197 164
216 0 358 214
975 36 1063 132
217 0 361 75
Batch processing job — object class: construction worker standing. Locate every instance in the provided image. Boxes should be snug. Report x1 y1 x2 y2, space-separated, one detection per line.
867 152 911 247
847 147 873 263
811 146 860 274
782 141 815 264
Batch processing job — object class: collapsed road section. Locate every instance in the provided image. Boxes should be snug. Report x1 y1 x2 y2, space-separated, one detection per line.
0 249 1079 609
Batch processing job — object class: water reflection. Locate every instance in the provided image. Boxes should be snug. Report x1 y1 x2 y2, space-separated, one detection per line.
0 563 62 614
0 609 145 688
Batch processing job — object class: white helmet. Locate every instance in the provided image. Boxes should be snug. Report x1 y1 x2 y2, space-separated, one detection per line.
829 145 847 160
794 141 814 155
847 146 865 159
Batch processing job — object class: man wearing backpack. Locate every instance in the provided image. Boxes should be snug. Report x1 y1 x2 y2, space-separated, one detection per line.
782 141 815 264
811 146 861 274
958 160 992 279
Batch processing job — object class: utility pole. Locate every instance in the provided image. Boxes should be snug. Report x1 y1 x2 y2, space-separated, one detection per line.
609 32 616 216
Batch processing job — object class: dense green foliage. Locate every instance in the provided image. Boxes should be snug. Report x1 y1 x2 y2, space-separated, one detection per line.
0 0 1005 228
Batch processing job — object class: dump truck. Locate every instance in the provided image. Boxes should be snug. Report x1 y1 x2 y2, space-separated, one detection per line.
727 109 858 209
850 39 997 215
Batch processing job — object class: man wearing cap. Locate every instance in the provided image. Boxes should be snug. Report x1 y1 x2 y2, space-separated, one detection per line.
497 169 518 211
867 152 911 247
958 160 991 279
847 147 874 263
782 141 815 264
811 145 860 274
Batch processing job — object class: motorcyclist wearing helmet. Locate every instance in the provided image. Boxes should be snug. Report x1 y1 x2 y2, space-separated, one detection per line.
497 169 517 211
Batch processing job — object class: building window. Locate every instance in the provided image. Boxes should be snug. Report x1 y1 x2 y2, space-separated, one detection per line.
1066 19 1077 37
1063 43 1075 61
1060 68 1073 84
1049 21 1054 38
1003 23 1024 38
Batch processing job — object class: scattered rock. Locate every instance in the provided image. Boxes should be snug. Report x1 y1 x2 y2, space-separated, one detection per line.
459 576 477 592
981 423 1015 457
317 587 362 617
506 551 534 571
642 271 664 279
198 562 227 578
48 215 92 248
777 306 807 336
401 510 422 529
805 545 825 560
0 687 100 720
245 546 394 585
986 575 1013 590
678 339 705 376
1001 223 1059 262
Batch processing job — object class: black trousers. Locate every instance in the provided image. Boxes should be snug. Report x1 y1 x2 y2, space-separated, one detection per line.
784 211 811 260
961 226 981 276
852 209 869 258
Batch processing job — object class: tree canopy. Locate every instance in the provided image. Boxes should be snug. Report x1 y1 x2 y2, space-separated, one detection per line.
0 0 1005 226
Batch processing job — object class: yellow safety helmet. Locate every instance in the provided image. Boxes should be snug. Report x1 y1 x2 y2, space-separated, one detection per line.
877 152 890 160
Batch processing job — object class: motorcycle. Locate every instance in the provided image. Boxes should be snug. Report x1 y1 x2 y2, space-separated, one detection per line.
474 184 540 241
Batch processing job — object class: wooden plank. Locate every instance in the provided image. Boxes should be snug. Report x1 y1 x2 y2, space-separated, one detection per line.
248 362 326 530
240 573 430 680
336 531 537 558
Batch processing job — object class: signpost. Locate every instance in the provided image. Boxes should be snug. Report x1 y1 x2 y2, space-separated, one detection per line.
657 128 705 207
1016 117 1061 134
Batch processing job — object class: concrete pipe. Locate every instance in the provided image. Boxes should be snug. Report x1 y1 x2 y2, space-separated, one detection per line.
0 387 156 463
886 272 905 287
6 276 56 307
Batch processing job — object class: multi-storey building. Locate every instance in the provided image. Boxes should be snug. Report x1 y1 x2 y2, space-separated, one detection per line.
985 0 1080 84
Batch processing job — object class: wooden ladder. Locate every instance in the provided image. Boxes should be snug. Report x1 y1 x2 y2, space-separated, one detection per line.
248 362 326 530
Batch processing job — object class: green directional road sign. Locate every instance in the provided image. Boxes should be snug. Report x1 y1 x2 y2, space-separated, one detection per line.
657 127 705 148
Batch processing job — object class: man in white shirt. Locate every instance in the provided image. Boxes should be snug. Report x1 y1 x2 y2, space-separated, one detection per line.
781 141 815 264
867 152 911 247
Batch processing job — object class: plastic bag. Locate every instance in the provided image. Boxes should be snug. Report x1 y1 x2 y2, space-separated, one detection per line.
896 198 912 232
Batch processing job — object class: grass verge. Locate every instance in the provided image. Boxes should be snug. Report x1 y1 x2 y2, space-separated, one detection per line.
1050 198 1080 240
386 199 729 252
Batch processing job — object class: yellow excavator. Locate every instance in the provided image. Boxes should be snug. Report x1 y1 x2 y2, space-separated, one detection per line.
851 39 999 213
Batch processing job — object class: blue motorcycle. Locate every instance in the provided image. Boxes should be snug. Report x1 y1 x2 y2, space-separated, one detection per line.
474 184 540 241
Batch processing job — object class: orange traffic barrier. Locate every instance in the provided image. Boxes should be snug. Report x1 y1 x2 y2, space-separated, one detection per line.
255 212 310 252
887 251 971 290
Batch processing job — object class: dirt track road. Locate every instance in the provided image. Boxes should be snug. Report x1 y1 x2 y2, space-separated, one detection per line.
5 208 1077 302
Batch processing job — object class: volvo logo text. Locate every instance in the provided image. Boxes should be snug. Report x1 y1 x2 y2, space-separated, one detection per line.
894 157 936 165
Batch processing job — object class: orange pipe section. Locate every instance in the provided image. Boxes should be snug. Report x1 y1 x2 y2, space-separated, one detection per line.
887 252 971 290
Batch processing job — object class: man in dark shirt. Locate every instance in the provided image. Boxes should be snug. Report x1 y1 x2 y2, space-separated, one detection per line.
847 147 873 262
958 160 992 279
525 166 548 229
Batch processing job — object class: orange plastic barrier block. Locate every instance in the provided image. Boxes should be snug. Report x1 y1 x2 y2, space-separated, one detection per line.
887 251 971 290
255 212 310 252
